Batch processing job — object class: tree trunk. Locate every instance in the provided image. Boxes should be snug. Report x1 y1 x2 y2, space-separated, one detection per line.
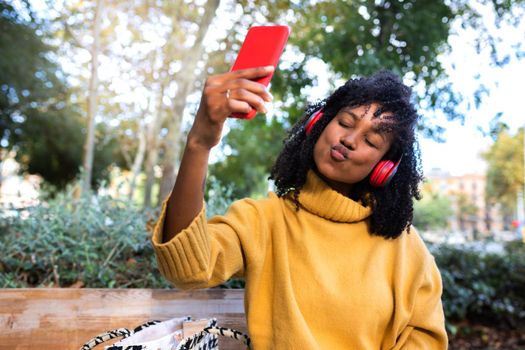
157 0 221 206
128 120 147 200
143 82 166 208
82 0 103 194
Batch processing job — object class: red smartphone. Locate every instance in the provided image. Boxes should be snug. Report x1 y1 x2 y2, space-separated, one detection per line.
230 25 290 119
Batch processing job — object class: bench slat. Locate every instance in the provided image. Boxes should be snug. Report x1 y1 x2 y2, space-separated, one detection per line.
0 288 247 350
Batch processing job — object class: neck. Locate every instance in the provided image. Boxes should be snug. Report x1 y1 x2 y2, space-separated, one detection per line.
313 168 353 196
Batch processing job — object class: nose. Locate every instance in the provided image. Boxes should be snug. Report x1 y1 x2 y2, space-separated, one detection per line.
340 132 357 151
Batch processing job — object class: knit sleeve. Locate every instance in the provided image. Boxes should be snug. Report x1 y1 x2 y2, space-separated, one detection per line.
151 197 266 290
395 256 448 349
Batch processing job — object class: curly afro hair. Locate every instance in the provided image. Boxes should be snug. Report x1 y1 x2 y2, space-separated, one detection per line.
270 70 423 239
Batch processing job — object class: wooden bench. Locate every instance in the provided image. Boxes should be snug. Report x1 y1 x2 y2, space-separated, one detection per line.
0 288 247 350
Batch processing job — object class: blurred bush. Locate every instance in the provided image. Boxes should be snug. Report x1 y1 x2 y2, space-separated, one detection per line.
0 184 170 288
0 175 237 289
431 242 525 330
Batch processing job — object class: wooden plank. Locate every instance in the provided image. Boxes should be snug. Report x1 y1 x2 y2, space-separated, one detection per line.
0 288 247 350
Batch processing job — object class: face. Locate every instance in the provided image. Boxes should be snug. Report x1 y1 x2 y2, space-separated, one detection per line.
313 103 395 194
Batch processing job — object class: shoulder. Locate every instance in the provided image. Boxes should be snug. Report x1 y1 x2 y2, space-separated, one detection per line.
402 226 434 259
393 226 440 278
212 191 284 222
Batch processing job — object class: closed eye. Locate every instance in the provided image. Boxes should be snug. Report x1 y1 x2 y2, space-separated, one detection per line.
338 121 351 128
365 138 377 148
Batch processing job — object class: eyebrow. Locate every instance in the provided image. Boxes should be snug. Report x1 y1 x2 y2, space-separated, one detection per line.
341 110 389 142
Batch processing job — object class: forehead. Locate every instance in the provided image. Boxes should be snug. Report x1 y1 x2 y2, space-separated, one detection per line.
341 103 392 118
339 104 396 130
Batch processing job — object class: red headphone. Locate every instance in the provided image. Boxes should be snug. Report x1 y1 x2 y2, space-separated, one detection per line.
305 109 401 188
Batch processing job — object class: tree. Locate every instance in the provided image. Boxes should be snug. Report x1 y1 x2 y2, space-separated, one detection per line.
209 0 525 200
456 192 479 238
156 0 221 207
0 1 67 158
482 127 524 223
6 0 524 207
82 0 104 193
209 116 287 198
413 192 453 231
0 0 117 191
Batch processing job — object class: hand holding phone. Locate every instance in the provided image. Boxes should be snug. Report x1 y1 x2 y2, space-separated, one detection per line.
229 25 290 119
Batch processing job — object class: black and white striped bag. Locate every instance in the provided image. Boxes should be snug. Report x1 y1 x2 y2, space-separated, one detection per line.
79 316 251 350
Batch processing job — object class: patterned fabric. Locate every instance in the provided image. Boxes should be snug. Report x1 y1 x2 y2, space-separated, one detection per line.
133 320 162 333
79 317 250 350
79 329 131 350
204 326 251 347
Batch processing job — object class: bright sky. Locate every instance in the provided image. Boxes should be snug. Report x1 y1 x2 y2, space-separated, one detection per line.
417 4 524 176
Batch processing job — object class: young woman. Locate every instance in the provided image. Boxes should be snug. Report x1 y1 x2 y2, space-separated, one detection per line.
152 66 448 349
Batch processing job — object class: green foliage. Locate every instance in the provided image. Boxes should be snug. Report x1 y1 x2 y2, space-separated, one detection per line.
482 127 524 217
413 193 453 231
455 193 479 234
13 106 119 191
211 0 525 199
432 242 525 329
205 174 236 218
0 176 241 289
0 1 119 190
14 107 84 188
0 183 171 288
0 0 68 149
210 116 286 199
0 1 66 147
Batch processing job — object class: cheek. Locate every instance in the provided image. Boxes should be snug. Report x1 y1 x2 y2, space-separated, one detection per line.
312 141 323 168
352 150 382 167
313 132 329 156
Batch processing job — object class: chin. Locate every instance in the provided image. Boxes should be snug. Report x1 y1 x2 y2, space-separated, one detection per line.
321 169 368 188
317 168 350 185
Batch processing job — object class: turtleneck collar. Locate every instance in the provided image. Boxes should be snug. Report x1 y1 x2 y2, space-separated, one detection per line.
297 171 372 223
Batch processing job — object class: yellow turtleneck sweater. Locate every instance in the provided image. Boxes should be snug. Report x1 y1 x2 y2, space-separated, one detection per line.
152 171 448 349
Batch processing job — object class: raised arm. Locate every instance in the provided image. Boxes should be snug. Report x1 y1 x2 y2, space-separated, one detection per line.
162 66 274 243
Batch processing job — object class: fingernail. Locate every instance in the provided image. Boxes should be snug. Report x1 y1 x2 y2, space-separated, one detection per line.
265 65 275 70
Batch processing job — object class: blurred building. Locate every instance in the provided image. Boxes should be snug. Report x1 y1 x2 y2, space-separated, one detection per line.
424 168 505 238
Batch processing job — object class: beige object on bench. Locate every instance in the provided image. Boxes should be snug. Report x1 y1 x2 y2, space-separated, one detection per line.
0 288 247 350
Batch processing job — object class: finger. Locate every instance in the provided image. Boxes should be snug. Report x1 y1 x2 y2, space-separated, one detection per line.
211 66 275 85
231 65 275 80
228 79 273 102
228 100 268 113
227 99 254 114
228 88 268 113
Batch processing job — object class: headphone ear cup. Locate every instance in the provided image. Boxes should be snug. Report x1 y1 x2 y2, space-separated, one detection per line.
370 160 398 187
305 110 323 135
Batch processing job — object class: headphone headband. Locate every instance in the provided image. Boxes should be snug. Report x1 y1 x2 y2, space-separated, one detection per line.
305 109 324 135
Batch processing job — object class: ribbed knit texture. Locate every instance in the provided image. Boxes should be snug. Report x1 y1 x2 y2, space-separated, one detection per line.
152 171 448 349
298 171 372 222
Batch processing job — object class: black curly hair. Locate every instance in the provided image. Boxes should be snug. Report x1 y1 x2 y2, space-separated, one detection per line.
270 70 423 239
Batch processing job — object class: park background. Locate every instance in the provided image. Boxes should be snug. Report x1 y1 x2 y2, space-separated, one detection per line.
1 0 524 349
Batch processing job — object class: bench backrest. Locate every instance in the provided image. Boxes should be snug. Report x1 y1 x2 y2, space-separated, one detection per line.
0 288 247 350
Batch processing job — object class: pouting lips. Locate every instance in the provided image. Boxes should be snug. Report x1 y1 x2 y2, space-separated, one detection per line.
330 144 349 161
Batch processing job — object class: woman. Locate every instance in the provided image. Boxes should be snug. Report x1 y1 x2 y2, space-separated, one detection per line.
152 66 448 349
